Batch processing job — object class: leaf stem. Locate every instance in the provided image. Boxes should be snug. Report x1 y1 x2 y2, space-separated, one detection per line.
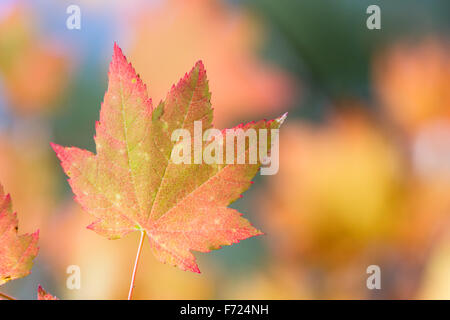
0 291 16 300
128 230 146 300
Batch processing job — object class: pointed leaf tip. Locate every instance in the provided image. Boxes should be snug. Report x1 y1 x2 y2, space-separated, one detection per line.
37 285 58 300
50 142 61 152
277 112 288 125
111 43 129 69
113 42 122 55
194 60 205 70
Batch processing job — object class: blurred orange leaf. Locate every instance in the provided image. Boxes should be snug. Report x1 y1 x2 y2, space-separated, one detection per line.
37 285 58 300
129 0 296 127
0 134 57 233
0 3 69 113
373 38 450 134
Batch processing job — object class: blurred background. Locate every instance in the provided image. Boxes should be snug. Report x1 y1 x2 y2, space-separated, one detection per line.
0 0 449 299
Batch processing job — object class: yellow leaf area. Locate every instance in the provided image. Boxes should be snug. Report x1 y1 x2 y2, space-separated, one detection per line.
258 111 450 298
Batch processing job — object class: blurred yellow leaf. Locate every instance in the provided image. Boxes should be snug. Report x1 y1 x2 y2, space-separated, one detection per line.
260 112 405 269
222 265 310 299
418 234 450 299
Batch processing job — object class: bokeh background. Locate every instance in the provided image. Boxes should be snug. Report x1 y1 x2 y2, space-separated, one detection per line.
1 0 449 299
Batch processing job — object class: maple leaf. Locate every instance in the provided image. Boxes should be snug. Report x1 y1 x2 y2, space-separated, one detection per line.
52 44 285 273
37 285 58 300
0 183 39 285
